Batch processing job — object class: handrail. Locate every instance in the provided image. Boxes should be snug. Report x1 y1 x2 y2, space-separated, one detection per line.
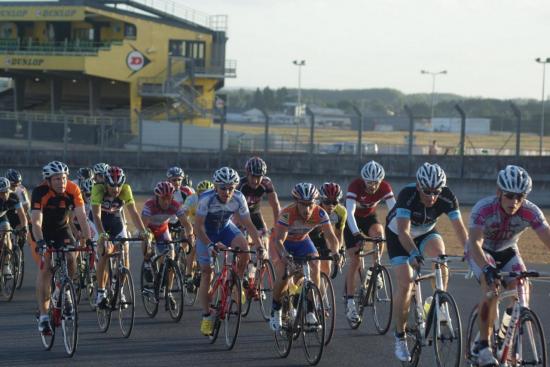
0 38 123 56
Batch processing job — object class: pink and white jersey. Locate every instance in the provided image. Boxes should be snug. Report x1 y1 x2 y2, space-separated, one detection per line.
142 198 185 237
469 195 549 252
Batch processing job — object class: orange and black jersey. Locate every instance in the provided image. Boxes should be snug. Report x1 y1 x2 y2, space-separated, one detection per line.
31 180 84 234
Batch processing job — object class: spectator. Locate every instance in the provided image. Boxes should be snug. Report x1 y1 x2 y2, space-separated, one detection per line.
429 139 439 155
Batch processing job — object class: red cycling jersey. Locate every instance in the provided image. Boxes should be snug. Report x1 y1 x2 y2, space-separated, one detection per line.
346 179 394 217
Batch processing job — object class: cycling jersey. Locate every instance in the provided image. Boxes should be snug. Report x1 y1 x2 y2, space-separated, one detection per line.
196 189 249 234
386 183 461 239
142 197 185 239
91 183 134 215
346 179 394 218
468 195 548 252
276 203 329 242
171 186 195 224
31 180 84 242
182 190 211 223
0 193 21 229
310 204 346 242
237 176 275 214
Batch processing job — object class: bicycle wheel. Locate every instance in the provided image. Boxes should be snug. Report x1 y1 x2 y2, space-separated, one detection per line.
515 308 547 366
1 249 16 301
432 291 462 367
274 293 294 358
464 305 481 367
405 294 422 367
166 261 184 322
60 281 78 357
96 269 112 333
320 272 335 345
371 265 393 334
241 264 253 318
86 260 97 311
117 268 135 338
222 270 242 350
258 259 275 321
40 293 56 350
345 266 365 329
301 282 325 365
176 246 187 279
74 256 84 305
14 244 24 290
184 270 199 306
209 276 222 344
140 260 158 318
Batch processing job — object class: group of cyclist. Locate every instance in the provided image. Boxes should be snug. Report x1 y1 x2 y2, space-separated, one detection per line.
0 155 548 367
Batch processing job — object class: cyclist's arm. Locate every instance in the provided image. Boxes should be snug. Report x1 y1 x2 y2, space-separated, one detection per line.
345 198 361 235
267 191 280 225
467 226 490 269
194 214 211 245
270 225 289 258
92 205 105 234
74 205 91 240
449 215 468 248
240 213 263 249
396 217 418 254
31 209 44 242
68 215 79 239
385 196 396 211
320 222 339 254
15 206 27 230
534 225 550 251
178 213 194 240
126 202 146 233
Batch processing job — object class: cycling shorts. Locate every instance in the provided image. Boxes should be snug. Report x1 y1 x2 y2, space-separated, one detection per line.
386 226 442 266
284 237 318 258
344 214 379 249
465 247 526 285
196 222 243 266
101 213 128 239
310 236 330 257
250 212 267 232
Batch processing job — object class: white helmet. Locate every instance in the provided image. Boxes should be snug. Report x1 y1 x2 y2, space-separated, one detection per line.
213 167 240 185
416 163 446 190
43 161 69 179
93 162 110 176
0 177 10 192
497 165 532 195
361 161 385 182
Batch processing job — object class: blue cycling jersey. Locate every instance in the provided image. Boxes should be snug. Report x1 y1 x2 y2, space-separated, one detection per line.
196 190 249 234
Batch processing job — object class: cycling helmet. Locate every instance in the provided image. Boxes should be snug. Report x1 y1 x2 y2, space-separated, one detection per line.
79 178 94 195
320 182 343 202
93 162 110 176
361 161 385 182
43 161 69 179
291 183 319 202
5 169 22 183
166 166 184 178
245 156 267 176
196 180 214 194
416 163 446 190
0 177 10 192
212 167 240 185
497 165 532 195
154 181 176 197
106 166 126 186
77 167 94 181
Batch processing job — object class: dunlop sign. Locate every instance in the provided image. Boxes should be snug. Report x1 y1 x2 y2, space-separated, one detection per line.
5 57 44 67
0 7 85 20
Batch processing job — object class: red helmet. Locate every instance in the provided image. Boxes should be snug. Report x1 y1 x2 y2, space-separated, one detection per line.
106 166 126 186
320 182 343 202
154 181 175 197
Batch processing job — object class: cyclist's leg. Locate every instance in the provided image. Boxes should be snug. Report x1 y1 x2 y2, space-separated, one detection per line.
224 223 249 279
365 214 384 267
418 230 447 289
312 237 331 277
196 236 215 315
343 225 361 297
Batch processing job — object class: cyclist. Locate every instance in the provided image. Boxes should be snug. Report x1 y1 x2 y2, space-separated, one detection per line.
70 178 98 242
0 177 28 277
92 163 109 184
236 156 280 241
181 180 214 288
91 166 150 308
166 167 195 238
5 169 31 227
31 161 91 334
465 165 550 367
195 167 264 336
269 183 339 331
344 160 395 324
141 181 190 310
309 182 346 277
386 162 467 362
74 167 94 186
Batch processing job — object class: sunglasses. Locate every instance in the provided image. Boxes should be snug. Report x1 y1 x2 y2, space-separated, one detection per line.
422 188 442 196
218 185 236 191
503 192 525 201
170 178 183 182
108 183 123 188
297 200 315 208
322 199 338 206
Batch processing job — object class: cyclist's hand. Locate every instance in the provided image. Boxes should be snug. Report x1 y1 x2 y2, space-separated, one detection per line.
482 264 500 288
353 232 368 247
37 239 47 256
98 232 109 244
408 249 424 268
140 229 154 243
16 226 28 236
331 252 340 263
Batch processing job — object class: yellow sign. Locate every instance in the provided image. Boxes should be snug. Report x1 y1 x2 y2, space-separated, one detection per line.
0 7 85 20
1 55 84 71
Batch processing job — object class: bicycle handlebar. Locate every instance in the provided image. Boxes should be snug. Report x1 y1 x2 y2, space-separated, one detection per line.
219 248 256 255
424 255 465 264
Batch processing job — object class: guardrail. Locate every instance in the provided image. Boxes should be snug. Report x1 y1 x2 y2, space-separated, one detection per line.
0 110 116 126
0 39 123 56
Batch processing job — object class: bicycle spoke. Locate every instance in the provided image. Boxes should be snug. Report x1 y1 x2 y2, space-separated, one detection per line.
301 282 325 365
433 291 462 367
61 282 78 357
118 268 135 338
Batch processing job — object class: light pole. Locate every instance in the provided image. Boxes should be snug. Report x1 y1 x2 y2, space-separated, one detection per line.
420 69 447 123
293 60 305 150
536 57 550 156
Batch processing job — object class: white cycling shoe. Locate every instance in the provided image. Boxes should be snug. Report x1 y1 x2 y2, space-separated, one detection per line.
478 347 498 367
346 301 360 323
270 309 282 331
394 335 411 362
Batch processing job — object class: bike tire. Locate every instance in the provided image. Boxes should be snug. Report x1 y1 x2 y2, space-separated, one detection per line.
96 265 113 333
14 244 24 290
86 257 98 312
40 293 56 350
60 281 78 357
118 267 135 338
371 265 393 335
209 273 222 344
515 308 547 367
301 282 325 365
320 272 335 345
345 266 365 329
222 270 242 350
1 249 16 301
405 294 422 367
74 255 84 305
274 293 294 358
258 259 275 321
166 261 185 322
140 260 159 318
432 291 462 367
241 263 253 318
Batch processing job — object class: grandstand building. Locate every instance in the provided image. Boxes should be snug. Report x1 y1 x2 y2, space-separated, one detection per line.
0 0 235 139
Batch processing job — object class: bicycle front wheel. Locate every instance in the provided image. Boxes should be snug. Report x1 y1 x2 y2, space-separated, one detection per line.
14 244 24 290
222 270 242 350
371 265 393 335
40 293 56 350
274 294 294 358
258 259 275 321
1 249 16 301
432 291 462 367
140 260 158 318
166 261 184 322
61 281 78 357
301 282 325 365
320 272 335 345
515 308 547 366
118 268 135 338
96 268 113 333
405 294 422 367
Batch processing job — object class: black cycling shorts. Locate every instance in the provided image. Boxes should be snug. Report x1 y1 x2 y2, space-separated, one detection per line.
385 226 442 266
344 214 379 249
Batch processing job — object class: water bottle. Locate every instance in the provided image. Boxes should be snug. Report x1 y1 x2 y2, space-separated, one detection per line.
498 309 512 340
423 296 433 320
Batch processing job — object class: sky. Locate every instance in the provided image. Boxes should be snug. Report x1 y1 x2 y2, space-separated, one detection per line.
177 0 550 100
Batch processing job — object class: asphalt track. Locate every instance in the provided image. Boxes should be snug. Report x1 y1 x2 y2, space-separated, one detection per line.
2 246 550 367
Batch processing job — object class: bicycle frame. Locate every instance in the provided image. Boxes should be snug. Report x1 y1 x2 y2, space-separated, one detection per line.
209 249 239 319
